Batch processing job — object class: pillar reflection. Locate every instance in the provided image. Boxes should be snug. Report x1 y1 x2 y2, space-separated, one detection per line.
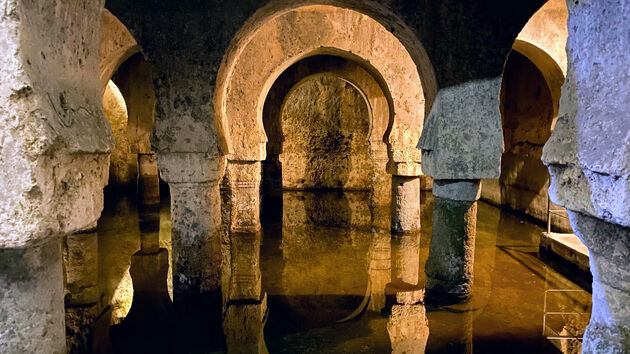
110 205 175 354
223 231 268 354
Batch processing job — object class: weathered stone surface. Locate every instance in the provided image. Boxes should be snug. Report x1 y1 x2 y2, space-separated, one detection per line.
0 238 66 353
64 231 99 306
425 197 477 301
158 152 225 184
433 179 481 202
214 4 433 165
0 0 113 248
391 176 420 234
543 0 630 228
419 78 503 180
516 0 568 75
99 9 139 93
280 75 371 190
225 161 262 233
569 211 630 353
170 182 222 294
480 47 561 228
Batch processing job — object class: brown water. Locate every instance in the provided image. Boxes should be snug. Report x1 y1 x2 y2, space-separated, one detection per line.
96 190 591 353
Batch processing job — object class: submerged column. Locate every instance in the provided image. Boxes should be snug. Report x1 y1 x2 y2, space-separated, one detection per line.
0 238 66 353
425 179 481 302
391 176 421 234
569 212 630 353
137 153 160 206
158 153 225 297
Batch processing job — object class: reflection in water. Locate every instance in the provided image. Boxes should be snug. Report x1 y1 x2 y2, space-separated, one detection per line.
224 231 269 353
95 190 591 353
110 204 175 354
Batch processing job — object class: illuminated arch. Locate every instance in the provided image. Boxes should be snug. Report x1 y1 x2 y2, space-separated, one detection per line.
214 3 437 176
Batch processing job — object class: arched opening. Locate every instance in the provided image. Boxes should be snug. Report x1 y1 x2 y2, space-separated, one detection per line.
215 4 435 238
63 9 172 353
215 4 433 349
482 48 569 230
259 59 376 335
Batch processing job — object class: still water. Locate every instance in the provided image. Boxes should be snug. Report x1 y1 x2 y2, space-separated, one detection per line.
96 189 591 353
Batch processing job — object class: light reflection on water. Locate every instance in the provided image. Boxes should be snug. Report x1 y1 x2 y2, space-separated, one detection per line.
97 190 591 353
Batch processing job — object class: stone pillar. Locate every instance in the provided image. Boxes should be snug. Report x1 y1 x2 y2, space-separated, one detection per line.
157 153 225 297
569 212 630 353
425 180 481 302
0 238 66 353
137 154 160 206
63 230 101 353
169 182 222 294
391 176 421 234
225 161 262 234
158 153 225 350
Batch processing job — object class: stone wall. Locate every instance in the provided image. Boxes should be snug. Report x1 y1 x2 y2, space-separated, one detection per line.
280 75 371 190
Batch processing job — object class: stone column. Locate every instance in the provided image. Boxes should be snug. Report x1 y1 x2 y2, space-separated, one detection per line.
137 153 160 206
63 229 101 353
425 180 481 302
0 238 66 354
390 176 421 235
569 212 630 353
225 161 262 234
157 153 225 297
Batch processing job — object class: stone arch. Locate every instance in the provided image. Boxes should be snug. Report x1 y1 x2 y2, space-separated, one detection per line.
214 3 437 176
481 0 568 229
511 40 565 122
262 55 389 160
516 0 568 75
100 10 159 205
513 0 567 125
99 9 140 94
